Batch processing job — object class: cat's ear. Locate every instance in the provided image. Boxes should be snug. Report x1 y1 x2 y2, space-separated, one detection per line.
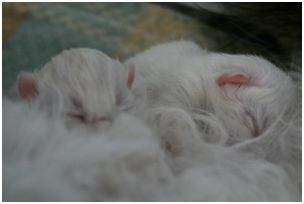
17 72 38 100
127 64 135 89
216 73 252 87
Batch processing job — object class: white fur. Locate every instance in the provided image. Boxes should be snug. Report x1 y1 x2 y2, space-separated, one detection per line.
3 41 301 201
26 48 133 129
3 99 300 201
125 40 301 194
125 40 297 143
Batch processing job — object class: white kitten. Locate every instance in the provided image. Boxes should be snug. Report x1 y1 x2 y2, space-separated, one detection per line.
16 48 135 130
125 40 301 191
125 40 297 143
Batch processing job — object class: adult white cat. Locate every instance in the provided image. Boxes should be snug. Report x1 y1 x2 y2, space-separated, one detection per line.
3 99 300 201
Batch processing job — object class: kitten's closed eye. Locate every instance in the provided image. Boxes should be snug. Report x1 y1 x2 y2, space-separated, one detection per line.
68 97 113 125
67 112 111 125
67 98 86 122
67 112 86 122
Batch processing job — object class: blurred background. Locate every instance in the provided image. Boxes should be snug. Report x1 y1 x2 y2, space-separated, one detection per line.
3 2 301 94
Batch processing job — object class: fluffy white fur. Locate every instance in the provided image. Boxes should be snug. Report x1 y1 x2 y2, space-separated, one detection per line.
3 99 300 201
17 48 134 129
126 41 302 194
3 41 301 201
125 41 297 143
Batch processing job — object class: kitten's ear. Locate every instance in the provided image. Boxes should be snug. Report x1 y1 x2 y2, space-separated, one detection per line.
216 73 252 87
17 72 38 100
127 64 135 89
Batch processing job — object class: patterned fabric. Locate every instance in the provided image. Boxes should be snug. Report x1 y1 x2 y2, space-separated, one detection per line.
2 2 280 93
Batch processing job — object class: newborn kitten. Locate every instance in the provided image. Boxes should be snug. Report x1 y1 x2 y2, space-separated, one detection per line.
125 40 301 192
17 48 135 129
125 40 297 145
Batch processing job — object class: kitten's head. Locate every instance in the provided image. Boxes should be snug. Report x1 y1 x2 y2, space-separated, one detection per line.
202 53 297 143
17 48 135 128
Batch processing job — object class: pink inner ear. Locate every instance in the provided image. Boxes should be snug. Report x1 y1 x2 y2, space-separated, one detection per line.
17 74 37 99
216 74 252 87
